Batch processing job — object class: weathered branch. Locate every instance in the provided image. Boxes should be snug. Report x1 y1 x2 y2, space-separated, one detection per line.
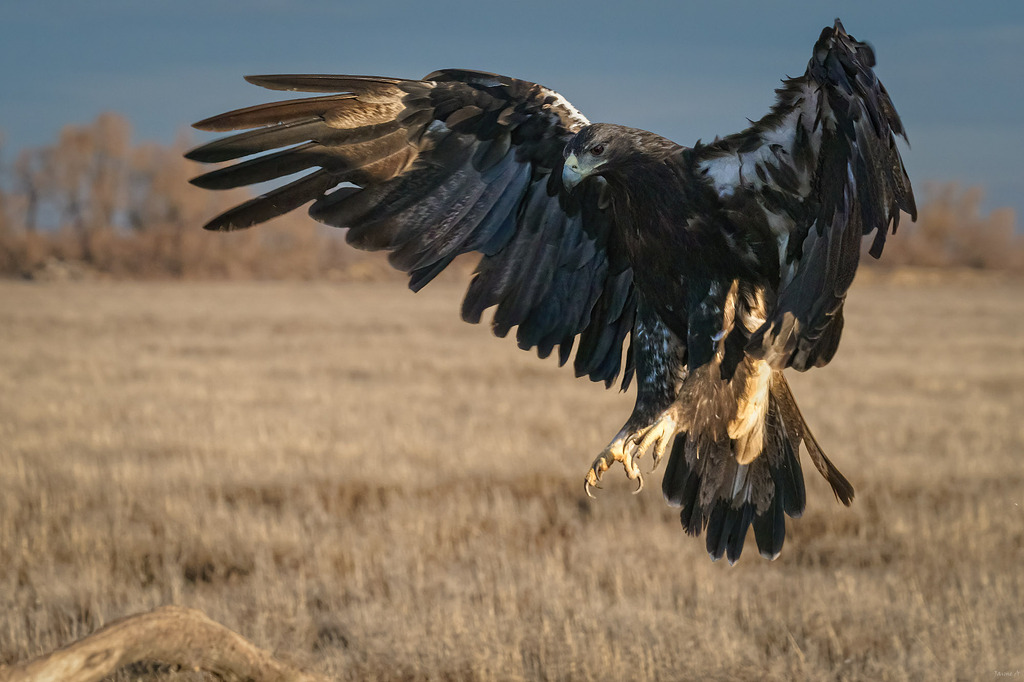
0 605 329 682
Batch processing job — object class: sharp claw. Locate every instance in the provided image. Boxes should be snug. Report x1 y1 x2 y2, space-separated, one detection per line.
633 473 644 494
651 443 667 473
584 479 596 499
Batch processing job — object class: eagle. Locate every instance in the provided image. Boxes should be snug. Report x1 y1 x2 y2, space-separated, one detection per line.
187 20 915 563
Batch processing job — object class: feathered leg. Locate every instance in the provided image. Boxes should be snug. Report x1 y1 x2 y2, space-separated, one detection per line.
585 299 686 495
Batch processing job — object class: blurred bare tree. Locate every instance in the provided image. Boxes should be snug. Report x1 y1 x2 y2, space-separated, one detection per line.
0 113 383 279
89 113 132 248
0 131 9 240
0 117 1019 279
880 183 1022 271
13 147 48 233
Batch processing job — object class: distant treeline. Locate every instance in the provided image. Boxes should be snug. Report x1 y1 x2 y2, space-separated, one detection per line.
0 113 1021 280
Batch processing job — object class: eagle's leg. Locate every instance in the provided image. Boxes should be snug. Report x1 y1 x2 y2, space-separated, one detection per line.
584 300 686 496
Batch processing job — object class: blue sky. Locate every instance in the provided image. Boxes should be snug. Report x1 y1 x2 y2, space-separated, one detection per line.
2 1 1022 228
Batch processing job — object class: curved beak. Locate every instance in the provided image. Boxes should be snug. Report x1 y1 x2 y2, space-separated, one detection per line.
562 153 583 189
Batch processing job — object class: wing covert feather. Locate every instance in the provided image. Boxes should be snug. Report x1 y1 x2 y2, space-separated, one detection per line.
694 20 915 371
188 69 635 385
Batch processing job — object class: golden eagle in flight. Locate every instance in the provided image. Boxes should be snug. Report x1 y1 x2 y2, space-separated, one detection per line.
187 20 915 563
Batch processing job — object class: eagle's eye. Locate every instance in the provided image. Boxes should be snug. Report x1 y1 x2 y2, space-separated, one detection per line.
590 144 605 156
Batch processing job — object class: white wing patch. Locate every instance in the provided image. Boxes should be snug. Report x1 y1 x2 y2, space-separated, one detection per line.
539 86 590 132
698 84 821 201
701 156 742 198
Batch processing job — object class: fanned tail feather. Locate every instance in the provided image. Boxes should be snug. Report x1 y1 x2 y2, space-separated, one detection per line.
661 372 851 563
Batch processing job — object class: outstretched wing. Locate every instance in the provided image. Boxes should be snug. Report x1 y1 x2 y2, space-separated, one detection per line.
187 70 636 386
694 19 916 371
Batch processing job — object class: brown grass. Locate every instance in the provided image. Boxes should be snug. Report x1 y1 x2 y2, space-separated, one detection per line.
1 276 1022 681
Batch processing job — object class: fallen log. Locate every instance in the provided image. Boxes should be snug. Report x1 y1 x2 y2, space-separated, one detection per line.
0 605 328 682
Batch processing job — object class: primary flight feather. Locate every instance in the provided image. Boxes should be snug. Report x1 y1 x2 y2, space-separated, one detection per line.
187 20 915 563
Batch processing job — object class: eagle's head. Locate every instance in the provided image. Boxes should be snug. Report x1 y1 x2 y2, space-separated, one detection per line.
562 124 617 189
562 123 672 190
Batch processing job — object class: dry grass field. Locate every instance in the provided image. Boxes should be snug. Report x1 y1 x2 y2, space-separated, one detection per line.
1 273 1022 681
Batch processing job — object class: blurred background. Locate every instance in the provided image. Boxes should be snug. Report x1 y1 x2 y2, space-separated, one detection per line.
2 2 1023 680
0 0 1022 278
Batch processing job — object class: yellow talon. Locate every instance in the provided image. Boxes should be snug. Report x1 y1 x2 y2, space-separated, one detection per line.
583 410 681 495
